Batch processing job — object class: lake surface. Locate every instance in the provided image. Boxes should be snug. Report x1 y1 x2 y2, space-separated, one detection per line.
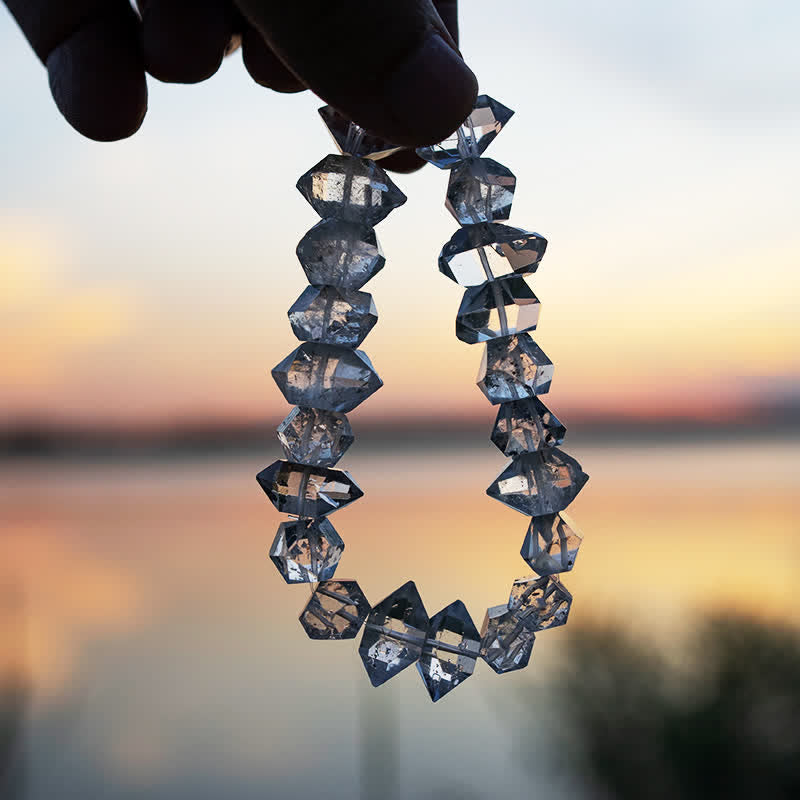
2 438 798 799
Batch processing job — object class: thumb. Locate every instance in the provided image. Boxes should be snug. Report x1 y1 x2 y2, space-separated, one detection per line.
234 0 477 147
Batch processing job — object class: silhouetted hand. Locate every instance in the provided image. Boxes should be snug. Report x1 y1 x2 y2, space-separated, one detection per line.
4 0 477 171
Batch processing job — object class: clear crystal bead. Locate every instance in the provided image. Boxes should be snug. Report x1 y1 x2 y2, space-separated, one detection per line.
508 574 572 631
477 334 554 404
456 275 540 344
299 579 370 640
521 512 583 576
256 460 363 517
272 342 382 413
296 219 385 290
479 604 536 674
318 106 403 161
288 285 378 348
296 154 406 225
445 158 516 224
417 600 480 702
269 517 344 583
359 581 429 687
486 449 589 516
439 223 547 286
490 397 566 455
277 407 353 468
416 95 514 168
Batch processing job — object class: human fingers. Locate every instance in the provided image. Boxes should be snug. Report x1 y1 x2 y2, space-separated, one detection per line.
4 0 147 140
137 0 236 83
234 0 477 147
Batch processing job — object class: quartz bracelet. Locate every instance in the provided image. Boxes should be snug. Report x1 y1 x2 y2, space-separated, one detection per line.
257 96 589 702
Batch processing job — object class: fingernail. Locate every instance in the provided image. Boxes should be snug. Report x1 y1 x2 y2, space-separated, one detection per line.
384 33 478 147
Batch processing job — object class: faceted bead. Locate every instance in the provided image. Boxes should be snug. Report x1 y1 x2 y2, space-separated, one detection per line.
477 334 554 404
318 106 402 161
269 517 344 584
299 579 370 640
508 574 572 631
417 95 514 168
439 223 547 286
296 154 407 226
490 397 566 456
277 407 353 467
521 512 583 576
456 275 540 344
272 342 382 413
256 460 363 517
288 285 378 348
486 449 589 516
417 600 480 702
446 158 516 224
479 604 536 674
296 219 385 290
359 581 429 687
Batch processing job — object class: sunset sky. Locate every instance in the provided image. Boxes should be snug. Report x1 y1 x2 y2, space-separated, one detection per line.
2 0 798 428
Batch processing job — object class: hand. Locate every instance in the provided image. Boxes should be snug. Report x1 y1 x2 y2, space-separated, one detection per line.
4 0 477 171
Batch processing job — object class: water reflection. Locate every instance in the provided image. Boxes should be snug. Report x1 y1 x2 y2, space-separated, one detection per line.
1 437 797 799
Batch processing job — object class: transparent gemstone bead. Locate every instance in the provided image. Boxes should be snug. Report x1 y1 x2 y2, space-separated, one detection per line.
269 517 344 583
490 397 566 455
479 604 536 674
296 154 406 225
277 407 353 467
521 512 583 576
296 219 385 290
417 600 480 702
486 449 589 516
288 285 378 348
299 579 370 640
508 574 572 631
446 158 516 224
439 223 547 286
272 342 382 413
359 581 429 687
456 275 540 344
417 95 514 168
318 106 402 161
256 460 363 517
477 334 554 404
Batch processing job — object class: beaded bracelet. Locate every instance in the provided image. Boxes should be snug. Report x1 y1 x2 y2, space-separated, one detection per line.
257 95 589 702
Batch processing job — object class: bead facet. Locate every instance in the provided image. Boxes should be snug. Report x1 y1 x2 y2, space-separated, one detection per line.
256 460 363 517
299 579 370 640
490 397 565 455
296 219 386 290
456 275 540 344
359 581 429 687
288 285 378 348
446 157 516 224
416 95 514 168
296 154 407 225
318 106 403 161
486 449 589 516
277 406 354 467
479 604 536 674
272 342 383 413
439 223 547 286
477 334 554 404
508 574 572 631
521 512 583 576
269 518 344 583
417 599 480 702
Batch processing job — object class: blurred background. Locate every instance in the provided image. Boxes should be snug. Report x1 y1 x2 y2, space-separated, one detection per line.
1 1 798 798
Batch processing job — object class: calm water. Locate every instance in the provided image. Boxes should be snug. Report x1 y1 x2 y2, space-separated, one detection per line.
2 438 798 799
